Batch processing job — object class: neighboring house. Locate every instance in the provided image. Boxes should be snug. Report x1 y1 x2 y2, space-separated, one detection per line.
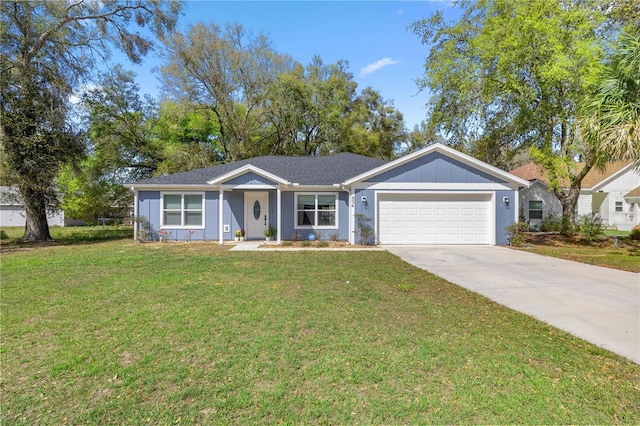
125 143 529 245
511 161 640 231
0 186 65 227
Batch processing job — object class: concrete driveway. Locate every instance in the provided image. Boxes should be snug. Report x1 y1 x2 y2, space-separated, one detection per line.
385 245 640 364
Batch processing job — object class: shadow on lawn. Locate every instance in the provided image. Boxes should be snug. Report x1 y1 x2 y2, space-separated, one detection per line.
0 227 133 253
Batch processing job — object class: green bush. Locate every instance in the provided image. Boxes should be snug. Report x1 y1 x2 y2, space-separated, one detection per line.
630 225 640 241
578 212 604 242
540 211 562 232
506 222 529 247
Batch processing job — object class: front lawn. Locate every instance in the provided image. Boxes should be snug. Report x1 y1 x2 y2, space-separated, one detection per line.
519 233 640 272
2 239 639 424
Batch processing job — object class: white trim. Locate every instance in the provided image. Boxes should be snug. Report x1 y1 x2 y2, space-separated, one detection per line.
287 184 343 191
129 184 213 191
349 191 356 245
220 184 278 190
218 189 224 244
375 190 496 245
207 165 289 186
276 188 282 244
513 188 520 224
344 143 530 188
160 192 206 229
352 182 519 191
133 189 138 240
294 192 339 230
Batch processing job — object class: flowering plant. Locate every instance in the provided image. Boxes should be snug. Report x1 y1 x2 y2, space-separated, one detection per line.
235 229 242 237
240 229 245 237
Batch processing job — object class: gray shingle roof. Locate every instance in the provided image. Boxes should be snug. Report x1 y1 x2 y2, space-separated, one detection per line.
128 153 388 186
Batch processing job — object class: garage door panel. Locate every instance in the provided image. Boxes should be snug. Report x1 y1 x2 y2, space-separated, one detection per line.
378 194 491 245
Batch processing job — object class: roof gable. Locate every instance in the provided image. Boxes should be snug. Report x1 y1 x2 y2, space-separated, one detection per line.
344 143 529 187
509 161 633 189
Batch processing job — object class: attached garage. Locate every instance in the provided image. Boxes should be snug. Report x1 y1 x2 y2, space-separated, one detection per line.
378 193 492 245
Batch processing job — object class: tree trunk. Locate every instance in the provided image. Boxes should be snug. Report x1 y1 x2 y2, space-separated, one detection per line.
558 185 580 235
20 186 53 242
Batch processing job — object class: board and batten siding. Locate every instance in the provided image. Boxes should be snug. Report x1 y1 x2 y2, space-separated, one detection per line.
364 152 505 185
137 190 220 241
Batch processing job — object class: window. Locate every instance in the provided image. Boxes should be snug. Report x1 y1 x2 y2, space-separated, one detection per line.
528 200 543 220
615 201 623 212
161 193 204 228
295 193 337 228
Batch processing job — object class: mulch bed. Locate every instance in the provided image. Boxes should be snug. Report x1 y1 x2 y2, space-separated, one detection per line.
525 232 640 249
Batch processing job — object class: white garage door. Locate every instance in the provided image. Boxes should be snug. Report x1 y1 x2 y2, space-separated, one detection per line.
378 193 492 245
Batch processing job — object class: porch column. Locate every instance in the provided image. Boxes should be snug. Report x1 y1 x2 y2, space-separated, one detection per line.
218 189 224 244
276 187 282 244
349 190 355 245
133 188 138 241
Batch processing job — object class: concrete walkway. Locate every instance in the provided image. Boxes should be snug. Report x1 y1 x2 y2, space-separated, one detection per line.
385 245 640 364
228 241 384 252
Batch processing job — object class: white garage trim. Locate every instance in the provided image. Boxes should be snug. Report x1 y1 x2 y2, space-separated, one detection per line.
376 191 495 245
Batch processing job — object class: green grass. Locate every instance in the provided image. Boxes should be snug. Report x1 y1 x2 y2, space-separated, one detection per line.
2 237 639 424
0 225 133 245
523 244 640 272
604 229 632 237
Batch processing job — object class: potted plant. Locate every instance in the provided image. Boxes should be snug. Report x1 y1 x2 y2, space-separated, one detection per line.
235 229 241 241
264 224 276 241
240 229 245 241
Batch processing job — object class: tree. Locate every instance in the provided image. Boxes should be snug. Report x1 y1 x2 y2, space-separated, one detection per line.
153 101 223 175
160 22 294 161
263 57 360 156
582 32 640 163
81 66 162 182
345 87 406 160
411 0 626 233
1 1 180 241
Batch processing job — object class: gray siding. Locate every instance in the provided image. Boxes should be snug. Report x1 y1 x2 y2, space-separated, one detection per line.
518 181 562 229
365 152 506 184
137 190 220 241
495 190 517 245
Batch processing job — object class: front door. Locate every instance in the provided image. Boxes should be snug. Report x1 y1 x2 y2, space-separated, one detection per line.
245 192 269 239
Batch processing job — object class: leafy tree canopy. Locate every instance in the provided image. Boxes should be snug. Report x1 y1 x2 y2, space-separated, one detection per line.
0 0 181 241
411 0 633 233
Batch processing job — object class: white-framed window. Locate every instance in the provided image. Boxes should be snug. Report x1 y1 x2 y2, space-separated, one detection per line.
295 193 338 229
615 201 623 212
161 192 205 228
528 200 543 220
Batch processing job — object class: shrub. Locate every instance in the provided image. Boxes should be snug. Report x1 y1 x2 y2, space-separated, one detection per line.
301 240 312 247
630 225 640 241
316 241 328 248
134 216 153 241
505 222 529 247
540 211 562 232
292 233 300 242
329 232 339 242
578 212 604 242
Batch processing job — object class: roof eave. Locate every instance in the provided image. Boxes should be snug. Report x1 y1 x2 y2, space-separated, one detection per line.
207 164 290 186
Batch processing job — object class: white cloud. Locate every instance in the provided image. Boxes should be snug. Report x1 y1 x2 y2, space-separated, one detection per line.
359 58 400 78
69 83 99 104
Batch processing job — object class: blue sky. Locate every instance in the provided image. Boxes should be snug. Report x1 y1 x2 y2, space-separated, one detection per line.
126 1 462 131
